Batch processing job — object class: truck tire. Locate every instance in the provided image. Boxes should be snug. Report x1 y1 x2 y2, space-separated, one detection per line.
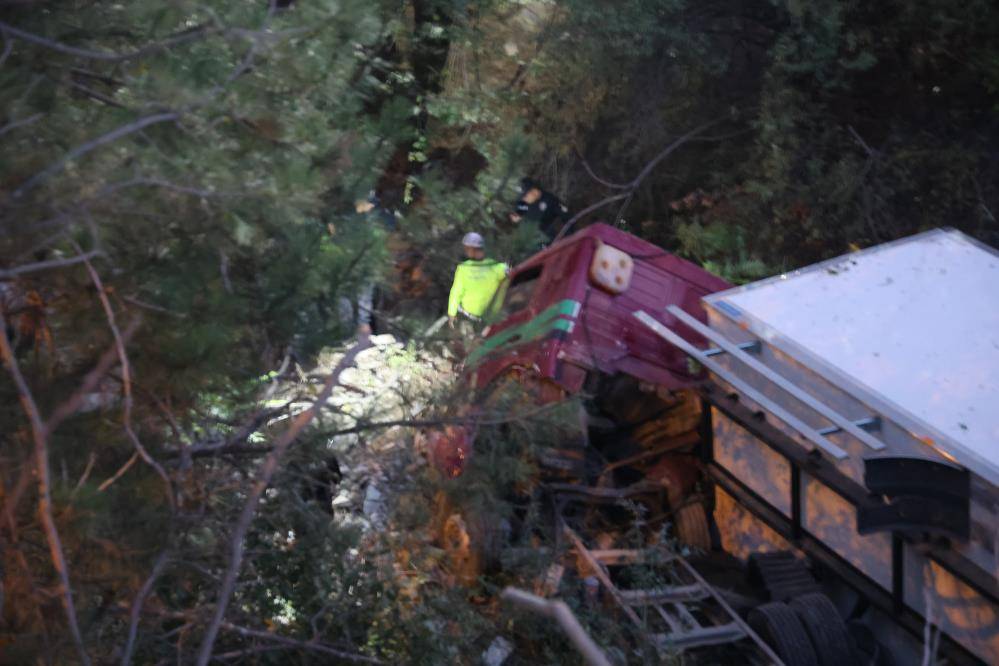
748 601 820 666
674 502 711 551
789 593 856 666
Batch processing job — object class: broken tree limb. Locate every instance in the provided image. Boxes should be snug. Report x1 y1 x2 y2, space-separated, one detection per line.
193 338 373 666
501 587 612 666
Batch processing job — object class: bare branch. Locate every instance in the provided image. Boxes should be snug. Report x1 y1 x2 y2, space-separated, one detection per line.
44 320 138 436
66 79 127 108
11 111 179 199
219 249 233 294
555 118 726 240
121 549 170 666
0 112 43 138
193 338 373 665
95 177 244 200
0 28 11 67
68 452 96 501
0 249 102 279
78 249 174 508
848 124 877 157
1 463 31 536
552 194 630 242
180 402 567 460
632 120 724 189
216 622 384 664
574 148 630 190
0 21 217 63
97 451 138 492
0 309 90 665
121 294 186 318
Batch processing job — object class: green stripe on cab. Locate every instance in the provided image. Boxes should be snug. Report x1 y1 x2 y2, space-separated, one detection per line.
466 299 580 366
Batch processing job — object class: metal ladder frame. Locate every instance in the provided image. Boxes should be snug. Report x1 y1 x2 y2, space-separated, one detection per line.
563 526 785 664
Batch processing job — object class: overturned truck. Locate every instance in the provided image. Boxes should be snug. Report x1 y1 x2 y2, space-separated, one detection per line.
442 224 999 665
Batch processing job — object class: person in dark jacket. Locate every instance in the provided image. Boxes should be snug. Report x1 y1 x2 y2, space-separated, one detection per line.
339 191 399 338
509 177 570 244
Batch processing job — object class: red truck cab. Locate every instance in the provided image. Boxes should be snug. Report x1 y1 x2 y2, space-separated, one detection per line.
467 223 730 399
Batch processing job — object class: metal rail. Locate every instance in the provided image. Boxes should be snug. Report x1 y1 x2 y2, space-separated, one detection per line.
564 526 786 665
667 305 885 451
634 310 848 460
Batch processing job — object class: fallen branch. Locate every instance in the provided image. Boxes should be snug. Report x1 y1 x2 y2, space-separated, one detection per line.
501 587 611 666
193 338 373 665
0 309 90 666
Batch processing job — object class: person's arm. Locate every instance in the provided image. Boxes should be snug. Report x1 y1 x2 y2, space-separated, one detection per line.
510 200 529 223
447 265 464 322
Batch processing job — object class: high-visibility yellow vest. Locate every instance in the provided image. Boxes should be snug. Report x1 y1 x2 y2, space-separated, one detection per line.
447 259 508 318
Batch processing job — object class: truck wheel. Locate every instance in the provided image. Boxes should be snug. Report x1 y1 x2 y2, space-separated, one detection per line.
789 593 857 666
748 601 820 666
674 502 711 551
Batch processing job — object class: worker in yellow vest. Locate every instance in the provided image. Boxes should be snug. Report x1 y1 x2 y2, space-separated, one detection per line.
447 232 509 331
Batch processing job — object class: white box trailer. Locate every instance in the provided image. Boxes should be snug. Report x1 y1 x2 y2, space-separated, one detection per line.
636 228 999 664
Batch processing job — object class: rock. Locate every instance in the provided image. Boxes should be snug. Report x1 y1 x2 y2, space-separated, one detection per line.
363 482 386 525
482 636 513 666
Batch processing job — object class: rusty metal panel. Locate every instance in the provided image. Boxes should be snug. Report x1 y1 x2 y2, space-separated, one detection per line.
713 409 791 517
802 473 893 589
904 550 999 663
713 484 794 560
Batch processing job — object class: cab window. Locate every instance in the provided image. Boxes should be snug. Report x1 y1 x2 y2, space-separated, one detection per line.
499 265 543 318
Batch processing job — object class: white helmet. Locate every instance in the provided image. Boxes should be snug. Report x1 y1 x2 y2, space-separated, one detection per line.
462 232 484 248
